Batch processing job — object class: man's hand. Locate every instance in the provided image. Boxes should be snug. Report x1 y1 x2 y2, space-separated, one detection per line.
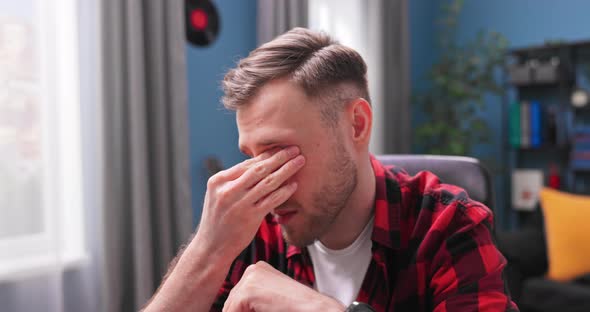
223 261 345 312
196 146 305 259
142 147 304 312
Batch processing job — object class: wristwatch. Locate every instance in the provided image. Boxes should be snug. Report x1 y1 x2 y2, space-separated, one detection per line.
345 301 376 312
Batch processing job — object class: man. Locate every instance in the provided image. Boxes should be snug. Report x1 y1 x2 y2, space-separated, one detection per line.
144 28 518 312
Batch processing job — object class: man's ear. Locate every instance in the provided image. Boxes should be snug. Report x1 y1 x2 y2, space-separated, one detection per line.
347 98 372 146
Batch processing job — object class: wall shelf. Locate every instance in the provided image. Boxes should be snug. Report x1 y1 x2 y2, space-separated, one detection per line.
502 40 590 230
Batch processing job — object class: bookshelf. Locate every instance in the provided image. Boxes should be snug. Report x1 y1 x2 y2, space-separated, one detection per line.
502 40 590 229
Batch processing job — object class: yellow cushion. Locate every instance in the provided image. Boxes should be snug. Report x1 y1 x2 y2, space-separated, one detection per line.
539 187 590 281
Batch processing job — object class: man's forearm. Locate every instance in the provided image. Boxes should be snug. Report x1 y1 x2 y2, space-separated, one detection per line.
142 237 233 312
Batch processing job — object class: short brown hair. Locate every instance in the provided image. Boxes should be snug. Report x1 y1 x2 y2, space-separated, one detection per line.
222 27 370 125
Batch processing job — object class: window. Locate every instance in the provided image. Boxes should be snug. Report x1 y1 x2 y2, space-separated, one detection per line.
0 0 86 280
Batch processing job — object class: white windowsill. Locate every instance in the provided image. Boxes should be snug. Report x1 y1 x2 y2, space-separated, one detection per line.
0 252 90 283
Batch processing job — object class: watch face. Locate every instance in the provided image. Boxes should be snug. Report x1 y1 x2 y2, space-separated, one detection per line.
346 302 376 312
571 89 589 108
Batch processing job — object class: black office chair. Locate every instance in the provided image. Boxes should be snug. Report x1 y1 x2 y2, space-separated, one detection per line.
375 154 495 211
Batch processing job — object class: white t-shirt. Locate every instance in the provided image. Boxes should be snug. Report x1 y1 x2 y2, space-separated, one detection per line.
307 216 374 306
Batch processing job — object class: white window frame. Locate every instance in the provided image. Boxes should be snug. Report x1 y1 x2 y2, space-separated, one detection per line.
0 0 87 281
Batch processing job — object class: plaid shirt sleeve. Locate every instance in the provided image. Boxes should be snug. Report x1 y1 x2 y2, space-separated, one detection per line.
379 160 518 311
427 200 517 311
210 246 250 312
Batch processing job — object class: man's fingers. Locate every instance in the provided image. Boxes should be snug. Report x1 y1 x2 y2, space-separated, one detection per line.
222 292 235 312
235 146 300 189
223 271 249 312
254 181 298 214
244 155 304 204
222 288 235 312
213 148 276 182
254 261 284 277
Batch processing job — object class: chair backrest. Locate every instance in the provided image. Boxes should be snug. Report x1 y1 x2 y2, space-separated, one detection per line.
376 154 495 211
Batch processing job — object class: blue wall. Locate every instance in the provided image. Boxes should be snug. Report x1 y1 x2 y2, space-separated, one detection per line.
456 0 590 48
409 0 437 92
187 0 590 227
410 0 590 228
412 0 590 80
186 0 256 226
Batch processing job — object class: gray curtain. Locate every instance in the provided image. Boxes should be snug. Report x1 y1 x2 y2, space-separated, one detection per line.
382 0 411 153
101 0 193 311
257 0 308 45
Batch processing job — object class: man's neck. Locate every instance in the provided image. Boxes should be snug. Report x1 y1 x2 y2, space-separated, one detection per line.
318 156 376 250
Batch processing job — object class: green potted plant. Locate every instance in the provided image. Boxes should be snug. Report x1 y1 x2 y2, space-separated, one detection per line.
414 0 508 160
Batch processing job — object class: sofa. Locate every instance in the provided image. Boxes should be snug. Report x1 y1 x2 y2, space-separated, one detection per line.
497 205 590 312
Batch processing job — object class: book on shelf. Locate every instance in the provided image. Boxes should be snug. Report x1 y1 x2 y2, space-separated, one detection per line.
520 101 530 148
572 151 590 158
509 101 521 147
573 125 590 136
512 100 549 148
530 101 542 147
571 127 590 170
545 105 558 145
572 135 590 145
511 169 544 211
556 108 574 146
508 100 573 148
570 160 590 170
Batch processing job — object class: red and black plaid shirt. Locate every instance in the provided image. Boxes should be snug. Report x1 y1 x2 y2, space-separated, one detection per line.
212 156 518 311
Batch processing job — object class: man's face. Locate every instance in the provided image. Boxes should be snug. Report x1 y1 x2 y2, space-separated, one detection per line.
237 79 358 247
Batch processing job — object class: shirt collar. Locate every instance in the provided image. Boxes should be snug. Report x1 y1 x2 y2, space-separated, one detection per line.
287 245 301 258
369 154 402 250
